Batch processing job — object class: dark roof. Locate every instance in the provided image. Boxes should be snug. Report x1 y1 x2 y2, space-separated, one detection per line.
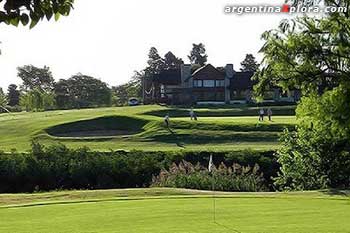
230 71 255 90
157 69 182 85
191 64 225 80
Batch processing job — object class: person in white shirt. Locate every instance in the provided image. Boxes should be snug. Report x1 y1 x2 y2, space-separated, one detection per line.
259 108 265 121
164 114 170 128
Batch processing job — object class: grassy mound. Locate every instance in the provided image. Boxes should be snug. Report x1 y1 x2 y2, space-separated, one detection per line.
46 116 148 138
0 105 296 152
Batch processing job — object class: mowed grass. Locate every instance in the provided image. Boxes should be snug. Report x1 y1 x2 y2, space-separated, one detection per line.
0 105 296 152
0 188 349 233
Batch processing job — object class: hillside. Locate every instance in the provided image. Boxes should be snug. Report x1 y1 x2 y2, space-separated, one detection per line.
0 105 296 152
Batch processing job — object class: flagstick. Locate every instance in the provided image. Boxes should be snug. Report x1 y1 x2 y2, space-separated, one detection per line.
212 172 216 223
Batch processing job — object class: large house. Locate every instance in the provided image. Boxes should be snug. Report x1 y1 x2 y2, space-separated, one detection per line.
144 64 300 105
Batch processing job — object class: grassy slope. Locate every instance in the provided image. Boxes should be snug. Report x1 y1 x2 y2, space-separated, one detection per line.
0 105 296 152
0 188 349 233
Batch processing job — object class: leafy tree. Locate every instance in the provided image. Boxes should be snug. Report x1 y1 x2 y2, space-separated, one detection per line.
240 54 259 72
0 0 74 28
0 87 9 112
17 65 55 92
7 84 20 106
112 71 143 106
254 1 350 190
188 43 208 66
20 88 56 111
54 74 112 109
163 51 184 70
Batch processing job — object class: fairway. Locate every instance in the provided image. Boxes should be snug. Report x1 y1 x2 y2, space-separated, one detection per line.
0 188 349 233
0 105 296 152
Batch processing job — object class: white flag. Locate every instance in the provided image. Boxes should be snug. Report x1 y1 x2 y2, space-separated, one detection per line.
208 155 213 172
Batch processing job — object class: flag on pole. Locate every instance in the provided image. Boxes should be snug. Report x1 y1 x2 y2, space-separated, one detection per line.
208 154 213 172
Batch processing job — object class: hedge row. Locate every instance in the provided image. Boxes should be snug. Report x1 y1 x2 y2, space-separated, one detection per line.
0 143 279 193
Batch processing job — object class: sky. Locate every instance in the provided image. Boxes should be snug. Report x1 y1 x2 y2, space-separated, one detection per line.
0 0 292 90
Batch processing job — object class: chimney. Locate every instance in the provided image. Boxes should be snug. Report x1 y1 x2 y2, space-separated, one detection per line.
225 64 234 78
224 64 234 103
181 64 192 87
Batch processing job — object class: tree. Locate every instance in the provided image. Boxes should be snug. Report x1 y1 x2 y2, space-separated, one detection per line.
143 47 165 103
254 0 350 190
0 87 9 112
240 54 259 72
188 43 208 66
20 88 56 111
144 47 165 77
54 74 112 109
17 65 55 92
163 51 184 70
112 71 144 106
7 84 20 106
0 0 74 28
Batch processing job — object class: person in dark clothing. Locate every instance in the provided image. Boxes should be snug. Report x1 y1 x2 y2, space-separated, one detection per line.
267 108 272 121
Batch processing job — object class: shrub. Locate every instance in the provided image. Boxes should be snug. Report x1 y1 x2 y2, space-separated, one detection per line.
0 144 277 193
151 160 268 192
275 86 350 190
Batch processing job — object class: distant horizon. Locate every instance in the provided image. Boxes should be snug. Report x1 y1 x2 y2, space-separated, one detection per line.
0 0 291 90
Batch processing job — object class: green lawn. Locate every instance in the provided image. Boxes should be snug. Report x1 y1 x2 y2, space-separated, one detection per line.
0 188 349 233
0 105 296 152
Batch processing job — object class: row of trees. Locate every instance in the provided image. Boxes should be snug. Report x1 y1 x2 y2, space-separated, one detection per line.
0 65 112 112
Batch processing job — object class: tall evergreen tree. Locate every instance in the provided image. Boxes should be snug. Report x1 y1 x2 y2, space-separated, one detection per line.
240 54 259 72
163 51 184 70
144 47 165 77
188 43 208 66
7 84 20 106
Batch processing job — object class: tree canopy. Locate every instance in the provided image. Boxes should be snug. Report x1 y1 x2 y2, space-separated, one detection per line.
254 0 350 190
240 54 259 72
54 74 112 109
0 0 74 28
188 43 208 66
163 51 184 70
17 65 55 92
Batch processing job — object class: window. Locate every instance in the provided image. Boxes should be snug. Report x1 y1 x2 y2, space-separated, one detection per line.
193 80 203 87
215 80 225 87
160 85 165 98
203 80 215 87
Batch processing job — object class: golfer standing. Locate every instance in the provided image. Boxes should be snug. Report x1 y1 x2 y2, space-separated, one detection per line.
267 108 272 121
189 107 196 120
164 113 170 128
259 108 265 121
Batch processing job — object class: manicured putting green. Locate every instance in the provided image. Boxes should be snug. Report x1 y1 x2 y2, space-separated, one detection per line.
0 188 349 233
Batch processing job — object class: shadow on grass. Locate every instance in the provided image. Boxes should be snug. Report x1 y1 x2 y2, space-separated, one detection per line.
320 189 350 197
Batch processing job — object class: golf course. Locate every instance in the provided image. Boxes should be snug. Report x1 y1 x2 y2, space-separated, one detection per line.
0 105 296 152
1 105 349 233
0 188 349 233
